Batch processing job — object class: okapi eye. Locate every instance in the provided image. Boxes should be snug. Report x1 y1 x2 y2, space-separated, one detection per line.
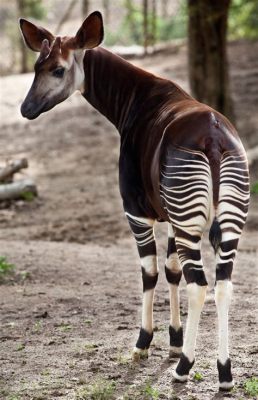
52 67 65 78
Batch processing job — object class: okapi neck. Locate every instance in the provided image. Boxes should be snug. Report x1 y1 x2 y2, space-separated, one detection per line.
82 47 163 132
82 47 154 131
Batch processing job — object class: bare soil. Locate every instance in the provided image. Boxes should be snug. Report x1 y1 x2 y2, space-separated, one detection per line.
0 41 258 400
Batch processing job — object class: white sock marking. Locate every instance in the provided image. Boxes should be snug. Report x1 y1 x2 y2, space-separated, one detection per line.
182 283 207 363
215 280 233 365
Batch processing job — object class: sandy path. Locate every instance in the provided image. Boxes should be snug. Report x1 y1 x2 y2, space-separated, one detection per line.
0 231 257 399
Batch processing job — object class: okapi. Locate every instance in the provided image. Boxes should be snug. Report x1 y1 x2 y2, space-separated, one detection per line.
19 12 249 390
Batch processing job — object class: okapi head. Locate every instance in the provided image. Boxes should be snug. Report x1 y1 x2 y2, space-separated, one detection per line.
19 11 104 119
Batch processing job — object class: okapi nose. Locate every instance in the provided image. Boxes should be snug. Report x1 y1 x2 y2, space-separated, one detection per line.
21 100 37 120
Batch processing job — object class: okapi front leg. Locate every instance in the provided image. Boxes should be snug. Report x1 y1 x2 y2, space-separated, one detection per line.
173 237 207 382
165 224 183 357
125 213 158 361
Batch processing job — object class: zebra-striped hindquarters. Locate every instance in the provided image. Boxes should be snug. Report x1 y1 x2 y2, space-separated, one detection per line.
160 147 249 388
160 148 211 287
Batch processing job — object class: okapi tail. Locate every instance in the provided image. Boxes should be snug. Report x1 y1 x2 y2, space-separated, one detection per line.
205 136 222 254
209 217 222 254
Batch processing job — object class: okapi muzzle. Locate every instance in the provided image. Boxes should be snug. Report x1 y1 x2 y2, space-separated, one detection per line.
20 77 55 120
19 10 250 392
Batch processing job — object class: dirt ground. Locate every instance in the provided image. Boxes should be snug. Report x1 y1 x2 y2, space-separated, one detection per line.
0 41 258 400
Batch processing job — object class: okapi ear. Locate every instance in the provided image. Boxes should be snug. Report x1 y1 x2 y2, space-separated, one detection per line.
74 11 104 49
19 19 54 52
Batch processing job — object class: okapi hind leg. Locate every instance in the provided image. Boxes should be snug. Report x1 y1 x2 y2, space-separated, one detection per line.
212 152 249 390
165 223 183 357
125 212 158 361
160 148 211 381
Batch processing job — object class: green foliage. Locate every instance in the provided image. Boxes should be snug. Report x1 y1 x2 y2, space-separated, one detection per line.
193 371 203 381
20 0 46 19
0 256 15 281
21 191 36 201
243 377 258 397
229 0 258 39
19 270 31 281
157 3 187 42
123 381 161 400
59 323 72 332
141 382 160 399
105 2 187 46
251 181 258 194
106 0 258 44
7 396 21 400
33 321 42 332
84 342 98 352
16 343 25 351
75 379 116 400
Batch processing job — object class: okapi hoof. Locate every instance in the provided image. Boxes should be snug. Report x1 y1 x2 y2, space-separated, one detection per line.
132 347 148 361
217 359 234 391
132 328 153 361
172 370 188 382
169 345 182 358
172 353 195 382
219 381 234 391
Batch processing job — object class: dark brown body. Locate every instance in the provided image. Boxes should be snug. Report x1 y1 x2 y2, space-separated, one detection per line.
83 47 245 221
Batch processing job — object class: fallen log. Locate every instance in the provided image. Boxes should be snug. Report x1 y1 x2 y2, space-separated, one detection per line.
0 179 37 201
0 158 28 183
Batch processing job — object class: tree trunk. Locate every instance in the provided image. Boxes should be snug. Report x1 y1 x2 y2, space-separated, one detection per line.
188 0 233 119
143 0 149 54
82 0 89 19
103 0 110 24
151 0 157 46
17 0 29 73
161 0 169 18
125 0 137 33
55 0 77 34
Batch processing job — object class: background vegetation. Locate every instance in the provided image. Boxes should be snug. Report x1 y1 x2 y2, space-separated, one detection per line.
0 0 258 75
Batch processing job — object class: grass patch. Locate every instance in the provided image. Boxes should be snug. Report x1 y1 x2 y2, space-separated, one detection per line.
19 270 31 281
58 323 72 332
153 325 166 332
84 343 98 353
243 377 258 397
116 352 131 365
40 369 50 376
140 382 160 400
75 379 116 400
193 371 203 381
21 191 36 201
251 181 258 194
33 321 42 333
0 256 15 281
16 343 25 351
